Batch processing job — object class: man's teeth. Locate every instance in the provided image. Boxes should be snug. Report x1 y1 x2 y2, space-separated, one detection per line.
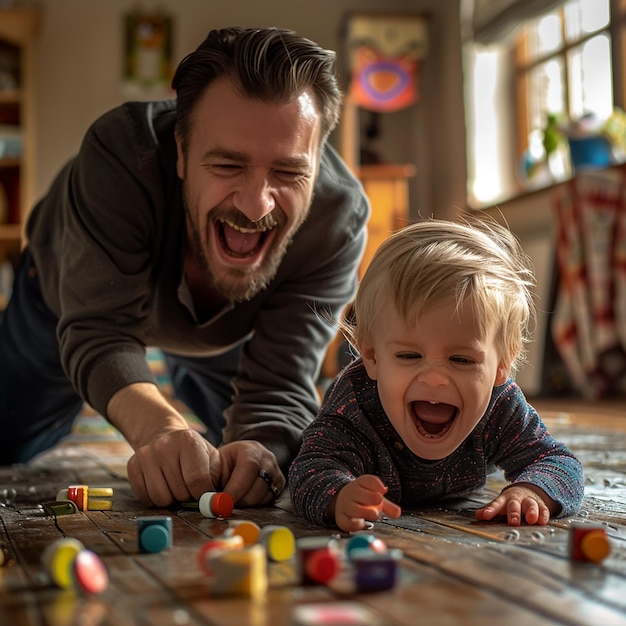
219 215 277 233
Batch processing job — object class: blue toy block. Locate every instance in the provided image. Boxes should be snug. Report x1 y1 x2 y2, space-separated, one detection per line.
137 516 173 553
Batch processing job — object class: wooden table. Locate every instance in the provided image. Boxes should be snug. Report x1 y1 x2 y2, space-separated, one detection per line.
1 410 625 626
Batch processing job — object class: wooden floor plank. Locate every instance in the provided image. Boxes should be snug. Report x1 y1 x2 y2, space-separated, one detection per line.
1 408 626 625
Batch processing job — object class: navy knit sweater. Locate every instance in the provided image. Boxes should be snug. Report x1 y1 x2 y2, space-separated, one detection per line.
289 359 584 527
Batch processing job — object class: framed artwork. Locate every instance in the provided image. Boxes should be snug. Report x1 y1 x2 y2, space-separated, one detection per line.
123 10 173 89
344 13 428 113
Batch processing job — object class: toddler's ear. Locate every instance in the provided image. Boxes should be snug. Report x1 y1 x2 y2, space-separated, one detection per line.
495 359 511 386
358 339 379 380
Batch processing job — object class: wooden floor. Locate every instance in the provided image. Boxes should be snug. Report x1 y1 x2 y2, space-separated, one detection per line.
0 399 625 626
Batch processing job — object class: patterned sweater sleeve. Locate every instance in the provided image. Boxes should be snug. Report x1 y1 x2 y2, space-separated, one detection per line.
288 369 383 526
485 381 585 517
288 414 378 526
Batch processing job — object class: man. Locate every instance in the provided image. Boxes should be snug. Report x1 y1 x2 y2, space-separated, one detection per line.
0 27 369 508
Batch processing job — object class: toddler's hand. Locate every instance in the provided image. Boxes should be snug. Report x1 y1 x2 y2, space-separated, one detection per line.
475 483 559 526
333 474 401 533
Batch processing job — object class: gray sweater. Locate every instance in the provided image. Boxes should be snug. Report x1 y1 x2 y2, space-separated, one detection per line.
26 99 370 472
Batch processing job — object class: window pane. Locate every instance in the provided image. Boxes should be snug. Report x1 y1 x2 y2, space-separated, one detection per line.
565 0 609 41
527 14 562 61
468 48 506 204
568 34 613 120
528 58 566 131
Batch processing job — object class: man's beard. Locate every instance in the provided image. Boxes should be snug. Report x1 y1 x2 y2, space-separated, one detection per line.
186 209 301 304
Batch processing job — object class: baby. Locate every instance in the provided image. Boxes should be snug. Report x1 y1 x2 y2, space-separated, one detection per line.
289 218 584 532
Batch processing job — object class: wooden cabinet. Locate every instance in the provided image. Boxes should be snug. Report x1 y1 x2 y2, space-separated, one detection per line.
0 8 39 266
320 163 415 381
357 164 415 278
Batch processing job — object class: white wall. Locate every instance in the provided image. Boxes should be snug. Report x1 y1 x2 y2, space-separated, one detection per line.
29 0 467 220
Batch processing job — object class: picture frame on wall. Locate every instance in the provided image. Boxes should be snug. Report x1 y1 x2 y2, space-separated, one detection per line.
343 13 428 113
122 10 173 96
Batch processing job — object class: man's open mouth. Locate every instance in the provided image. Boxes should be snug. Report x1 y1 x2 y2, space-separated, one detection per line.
411 401 457 439
217 215 277 259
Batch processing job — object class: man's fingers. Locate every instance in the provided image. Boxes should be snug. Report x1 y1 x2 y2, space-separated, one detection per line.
127 455 152 507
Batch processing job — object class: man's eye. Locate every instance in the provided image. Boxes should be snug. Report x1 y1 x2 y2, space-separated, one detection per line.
275 170 305 181
213 164 242 171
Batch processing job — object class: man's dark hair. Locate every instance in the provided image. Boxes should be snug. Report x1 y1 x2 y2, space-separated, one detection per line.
172 27 342 151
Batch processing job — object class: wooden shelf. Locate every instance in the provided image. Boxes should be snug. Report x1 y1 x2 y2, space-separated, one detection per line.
0 157 20 168
0 89 21 104
0 8 39 265
0 223 22 239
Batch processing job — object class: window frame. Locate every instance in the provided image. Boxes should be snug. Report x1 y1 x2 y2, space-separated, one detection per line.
512 0 621 166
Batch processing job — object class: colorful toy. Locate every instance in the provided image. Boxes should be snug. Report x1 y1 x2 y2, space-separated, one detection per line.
137 516 173 553
569 524 611 564
345 534 387 560
41 537 108 594
228 520 261 546
350 547 403 592
56 485 114 511
257 525 296 562
41 537 86 589
42 499 80 517
296 536 341 585
198 491 234 519
197 535 245 575
71 549 109 594
202 544 268 598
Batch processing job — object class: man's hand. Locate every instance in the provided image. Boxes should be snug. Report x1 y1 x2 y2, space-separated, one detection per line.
108 383 284 508
218 441 285 506
331 475 402 533
475 483 560 526
127 427 221 507
108 382 221 507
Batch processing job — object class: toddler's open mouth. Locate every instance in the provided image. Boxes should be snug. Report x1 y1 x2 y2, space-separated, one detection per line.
411 401 457 439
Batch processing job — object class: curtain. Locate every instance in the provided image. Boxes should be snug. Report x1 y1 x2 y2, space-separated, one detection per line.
464 0 564 44
551 170 626 399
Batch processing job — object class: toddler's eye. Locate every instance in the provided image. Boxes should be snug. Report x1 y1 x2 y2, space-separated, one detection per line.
450 356 474 365
397 352 421 360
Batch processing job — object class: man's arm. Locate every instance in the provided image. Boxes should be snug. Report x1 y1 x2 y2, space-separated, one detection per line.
107 382 284 507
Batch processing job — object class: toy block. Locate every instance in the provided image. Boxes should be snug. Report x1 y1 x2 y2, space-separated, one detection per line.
296 536 341 585
569 524 611 564
56 485 114 511
197 535 245 576
137 516 173 553
351 547 403 592
257 525 296 562
228 520 261 546
198 491 234 519
41 537 108 594
203 544 268 598
41 537 86 589
345 533 387 559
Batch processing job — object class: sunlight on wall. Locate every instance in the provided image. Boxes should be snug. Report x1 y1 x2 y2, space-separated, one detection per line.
466 47 506 205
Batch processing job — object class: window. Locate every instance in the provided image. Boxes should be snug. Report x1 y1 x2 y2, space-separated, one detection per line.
467 0 624 207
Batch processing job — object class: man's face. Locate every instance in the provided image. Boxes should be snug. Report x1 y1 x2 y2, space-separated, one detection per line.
176 76 322 302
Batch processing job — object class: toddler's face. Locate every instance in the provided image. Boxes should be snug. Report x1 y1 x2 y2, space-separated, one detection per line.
359 298 509 460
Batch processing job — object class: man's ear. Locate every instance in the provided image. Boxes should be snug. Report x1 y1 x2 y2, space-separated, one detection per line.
358 338 379 380
174 131 185 180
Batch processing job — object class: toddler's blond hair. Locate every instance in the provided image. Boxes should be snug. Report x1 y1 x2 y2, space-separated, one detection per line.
341 217 536 373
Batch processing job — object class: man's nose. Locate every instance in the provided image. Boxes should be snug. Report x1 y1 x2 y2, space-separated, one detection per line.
233 175 276 222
